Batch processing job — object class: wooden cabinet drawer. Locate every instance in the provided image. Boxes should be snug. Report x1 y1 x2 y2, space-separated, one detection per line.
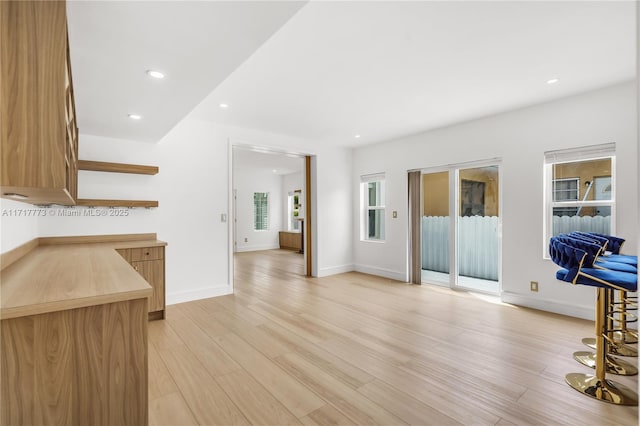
131 246 163 261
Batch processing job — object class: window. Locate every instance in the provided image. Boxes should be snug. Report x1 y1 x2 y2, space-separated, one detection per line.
361 174 385 241
552 178 579 216
253 192 269 231
553 178 579 201
544 143 615 255
287 191 301 232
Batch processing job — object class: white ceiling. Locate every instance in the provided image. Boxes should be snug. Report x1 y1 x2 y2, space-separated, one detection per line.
68 1 636 147
66 1 306 142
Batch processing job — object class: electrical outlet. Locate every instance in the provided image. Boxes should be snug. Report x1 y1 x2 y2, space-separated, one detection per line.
530 281 538 292
244 237 248 243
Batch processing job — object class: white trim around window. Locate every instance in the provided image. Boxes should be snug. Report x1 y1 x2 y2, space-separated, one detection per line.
361 173 386 242
543 143 616 258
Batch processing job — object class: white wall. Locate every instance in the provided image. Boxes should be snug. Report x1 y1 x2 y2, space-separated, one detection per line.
0 198 40 252
282 171 304 231
353 82 638 320
221 123 353 277
37 120 230 305
15 116 352 303
233 165 283 252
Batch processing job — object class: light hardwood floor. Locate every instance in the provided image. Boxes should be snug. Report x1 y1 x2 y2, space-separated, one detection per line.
149 249 638 425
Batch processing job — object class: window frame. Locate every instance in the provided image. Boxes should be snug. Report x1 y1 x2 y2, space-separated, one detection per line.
253 192 269 231
543 144 615 258
552 177 580 202
361 173 386 242
287 191 301 232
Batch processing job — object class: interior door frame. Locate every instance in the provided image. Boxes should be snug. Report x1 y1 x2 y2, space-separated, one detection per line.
228 140 317 293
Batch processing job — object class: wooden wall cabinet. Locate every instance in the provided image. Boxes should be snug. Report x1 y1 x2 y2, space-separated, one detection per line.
0 0 78 205
117 247 166 320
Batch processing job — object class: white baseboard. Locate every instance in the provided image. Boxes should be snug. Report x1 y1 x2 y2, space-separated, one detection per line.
317 263 355 277
501 291 593 320
235 243 280 253
167 285 232 305
354 264 407 282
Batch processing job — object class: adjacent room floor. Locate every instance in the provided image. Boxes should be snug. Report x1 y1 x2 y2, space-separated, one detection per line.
148 249 638 425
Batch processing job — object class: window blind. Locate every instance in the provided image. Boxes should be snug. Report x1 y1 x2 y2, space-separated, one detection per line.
544 143 615 164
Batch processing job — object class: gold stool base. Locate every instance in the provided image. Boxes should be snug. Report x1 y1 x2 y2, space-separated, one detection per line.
565 373 638 405
573 351 638 376
614 330 638 345
582 337 638 357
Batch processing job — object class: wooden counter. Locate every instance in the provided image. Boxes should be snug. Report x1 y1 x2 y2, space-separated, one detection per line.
0 233 165 426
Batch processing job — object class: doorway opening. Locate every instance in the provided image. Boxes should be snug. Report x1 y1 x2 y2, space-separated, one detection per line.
229 146 315 291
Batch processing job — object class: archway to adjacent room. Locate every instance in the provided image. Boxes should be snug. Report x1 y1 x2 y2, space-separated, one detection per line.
228 144 316 293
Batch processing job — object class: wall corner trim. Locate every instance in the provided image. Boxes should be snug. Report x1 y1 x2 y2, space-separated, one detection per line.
501 291 593 320
354 264 407 282
166 285 232 306
317 263 355 277
235 244 280 253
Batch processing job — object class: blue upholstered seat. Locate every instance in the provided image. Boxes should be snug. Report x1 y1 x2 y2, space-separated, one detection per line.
556 234 637 273
570 232 638 267
556 267 637 291
550 238 637 292
582 232 637 265
596 260 637 273
605 254 638 266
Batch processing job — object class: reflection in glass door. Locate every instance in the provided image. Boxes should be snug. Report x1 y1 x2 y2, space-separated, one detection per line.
457 166 500 293
421 171 450 285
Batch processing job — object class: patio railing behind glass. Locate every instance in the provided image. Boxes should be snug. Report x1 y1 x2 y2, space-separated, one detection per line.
421 215 611 281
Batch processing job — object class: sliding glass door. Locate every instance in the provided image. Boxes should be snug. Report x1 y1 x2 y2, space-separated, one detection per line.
457 166 500 293
421 171 450 285
418 161 501 294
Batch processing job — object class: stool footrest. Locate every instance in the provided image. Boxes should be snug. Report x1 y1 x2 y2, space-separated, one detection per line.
573 351 638 375
565 373 638 405
583 337 638 356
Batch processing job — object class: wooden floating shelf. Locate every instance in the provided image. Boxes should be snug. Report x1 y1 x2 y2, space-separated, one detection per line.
76 199 159 208
78 160 159 175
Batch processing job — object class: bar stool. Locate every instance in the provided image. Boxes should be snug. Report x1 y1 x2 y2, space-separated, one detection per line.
585 233 638 346
550 238 637 405
571 233 638 353
555 235 637 374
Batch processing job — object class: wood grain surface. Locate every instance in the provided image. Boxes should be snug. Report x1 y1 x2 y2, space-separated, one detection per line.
147 249 638 426
1 298 148 425
78 160 159 175
75 199 159 208
0 238 167 319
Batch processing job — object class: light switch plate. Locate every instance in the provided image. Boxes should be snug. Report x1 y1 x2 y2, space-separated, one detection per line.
393 211 398 218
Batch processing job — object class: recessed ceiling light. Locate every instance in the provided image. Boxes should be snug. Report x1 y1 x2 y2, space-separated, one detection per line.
219 103 229 109
546 78 559 85
354 134 361 138
272 169 278 173
128 114 142 120
146 69 165 79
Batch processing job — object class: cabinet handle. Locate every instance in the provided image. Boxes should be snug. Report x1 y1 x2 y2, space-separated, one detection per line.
145 252 150 256
134 266 138 271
